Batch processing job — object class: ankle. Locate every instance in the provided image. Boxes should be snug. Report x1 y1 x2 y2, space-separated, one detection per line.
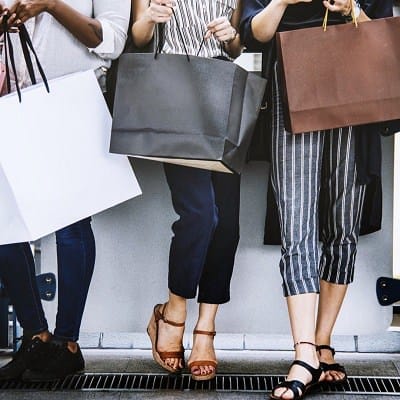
32 330 52 343
164 302 186 324
294 342 318 363
194 318 216 332
315 334 331 347
67 341 78 353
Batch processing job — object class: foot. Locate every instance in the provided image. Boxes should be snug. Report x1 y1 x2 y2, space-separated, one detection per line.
22 339 85 382
316 345 347 383
188 329 217 380
0 333 51 381
272 342 324 400
148 303 186 372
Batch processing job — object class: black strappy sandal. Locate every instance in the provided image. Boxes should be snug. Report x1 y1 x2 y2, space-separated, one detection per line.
271 342 324 400
316 345 347 384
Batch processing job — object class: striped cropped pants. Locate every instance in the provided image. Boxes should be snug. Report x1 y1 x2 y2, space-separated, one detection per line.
270 64 366 297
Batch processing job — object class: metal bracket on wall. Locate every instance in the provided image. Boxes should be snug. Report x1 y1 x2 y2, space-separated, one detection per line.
12 272 57 351
376 277 400 306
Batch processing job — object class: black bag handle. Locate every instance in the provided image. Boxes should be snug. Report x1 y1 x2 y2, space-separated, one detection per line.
19 24 49 92
3 16 20 100
155 10 190 61
2 16 49 102
154 8 224 61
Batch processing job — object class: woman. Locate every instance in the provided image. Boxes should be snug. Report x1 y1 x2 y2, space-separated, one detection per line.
0 0 129 381
241 0 376 399
131 0 242 381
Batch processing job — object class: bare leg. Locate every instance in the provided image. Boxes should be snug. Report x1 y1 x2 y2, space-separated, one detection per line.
273 293 323 399
154 291 187 370
315 280 348 381
188 303 218 378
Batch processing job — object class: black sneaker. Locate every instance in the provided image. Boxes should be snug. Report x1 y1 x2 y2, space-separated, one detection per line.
0 336 51 380
22 340 85 382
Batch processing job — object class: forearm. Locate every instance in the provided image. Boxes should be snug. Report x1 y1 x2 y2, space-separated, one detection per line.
251 0 288 43
46 0 103 48
131 15 155 48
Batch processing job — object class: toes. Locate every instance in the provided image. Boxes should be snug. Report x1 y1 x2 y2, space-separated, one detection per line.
332 371 345 381
272 387 295 400
164 357 181 371
323 370 345 382
190 365 215 376
191 366 201 376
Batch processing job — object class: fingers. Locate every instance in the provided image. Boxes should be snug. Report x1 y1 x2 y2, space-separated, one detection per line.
322 0 352 14
206 16 227 30
150 0 175 5
206 16 236 43
0 10 21 32
147 1 175 23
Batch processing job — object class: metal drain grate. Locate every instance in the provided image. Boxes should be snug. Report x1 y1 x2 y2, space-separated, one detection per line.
0 374 399 395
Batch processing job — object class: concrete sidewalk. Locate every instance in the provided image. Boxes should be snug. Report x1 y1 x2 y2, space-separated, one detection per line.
1 349 400 399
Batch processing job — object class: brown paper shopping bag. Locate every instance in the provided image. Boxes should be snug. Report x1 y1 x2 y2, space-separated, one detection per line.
276 16 400 134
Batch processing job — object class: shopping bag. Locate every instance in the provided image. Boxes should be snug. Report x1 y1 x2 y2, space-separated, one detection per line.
0 70 141 245
110 53 267 174
276 16 400 134
0 62 6 96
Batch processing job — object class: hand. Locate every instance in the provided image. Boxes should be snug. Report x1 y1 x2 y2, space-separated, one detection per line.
0 0 7 14
8 0 54 25
206 16 236 43
322 0 352 15
145 0 175 24
281 0 312 4
0 0 15 33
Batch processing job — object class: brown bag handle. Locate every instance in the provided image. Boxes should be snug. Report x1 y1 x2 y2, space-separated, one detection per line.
323 1 358 31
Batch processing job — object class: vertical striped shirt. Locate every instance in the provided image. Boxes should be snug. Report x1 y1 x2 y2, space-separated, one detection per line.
162 0 238 59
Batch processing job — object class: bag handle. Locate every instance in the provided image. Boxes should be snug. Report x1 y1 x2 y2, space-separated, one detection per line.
155 8 224 61
323 1 358 31
2 16 49 102
155 10 190 61
19 25 49 92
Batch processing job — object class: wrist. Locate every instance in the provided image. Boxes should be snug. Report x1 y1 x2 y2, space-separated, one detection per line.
275 0 289 7
224 27 237 45
143 8 157 26
45 0 58 14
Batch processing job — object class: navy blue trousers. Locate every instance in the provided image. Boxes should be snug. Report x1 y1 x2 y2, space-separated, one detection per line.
0 218 95 341
163 164 240 304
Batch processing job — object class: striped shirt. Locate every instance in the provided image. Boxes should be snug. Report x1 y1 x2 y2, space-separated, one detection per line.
162 0 238 59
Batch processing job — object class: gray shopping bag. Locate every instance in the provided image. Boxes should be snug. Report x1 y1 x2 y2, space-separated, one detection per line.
110 53 266 174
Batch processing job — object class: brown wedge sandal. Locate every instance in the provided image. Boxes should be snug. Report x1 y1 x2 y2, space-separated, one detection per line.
147 303 185 374
188 330 217 381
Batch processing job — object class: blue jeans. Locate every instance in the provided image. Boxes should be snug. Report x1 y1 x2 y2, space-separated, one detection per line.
164 164 240 304
0 218 95 341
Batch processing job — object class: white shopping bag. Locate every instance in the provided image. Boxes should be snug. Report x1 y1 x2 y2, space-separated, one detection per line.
0 70 141 244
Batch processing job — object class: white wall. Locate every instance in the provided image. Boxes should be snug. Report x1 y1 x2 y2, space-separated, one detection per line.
41 135 394 337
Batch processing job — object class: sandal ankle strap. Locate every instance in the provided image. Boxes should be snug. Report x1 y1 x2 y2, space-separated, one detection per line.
193 329 216 337
316 344 335 356
154 303 185 327
293 341 316 349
